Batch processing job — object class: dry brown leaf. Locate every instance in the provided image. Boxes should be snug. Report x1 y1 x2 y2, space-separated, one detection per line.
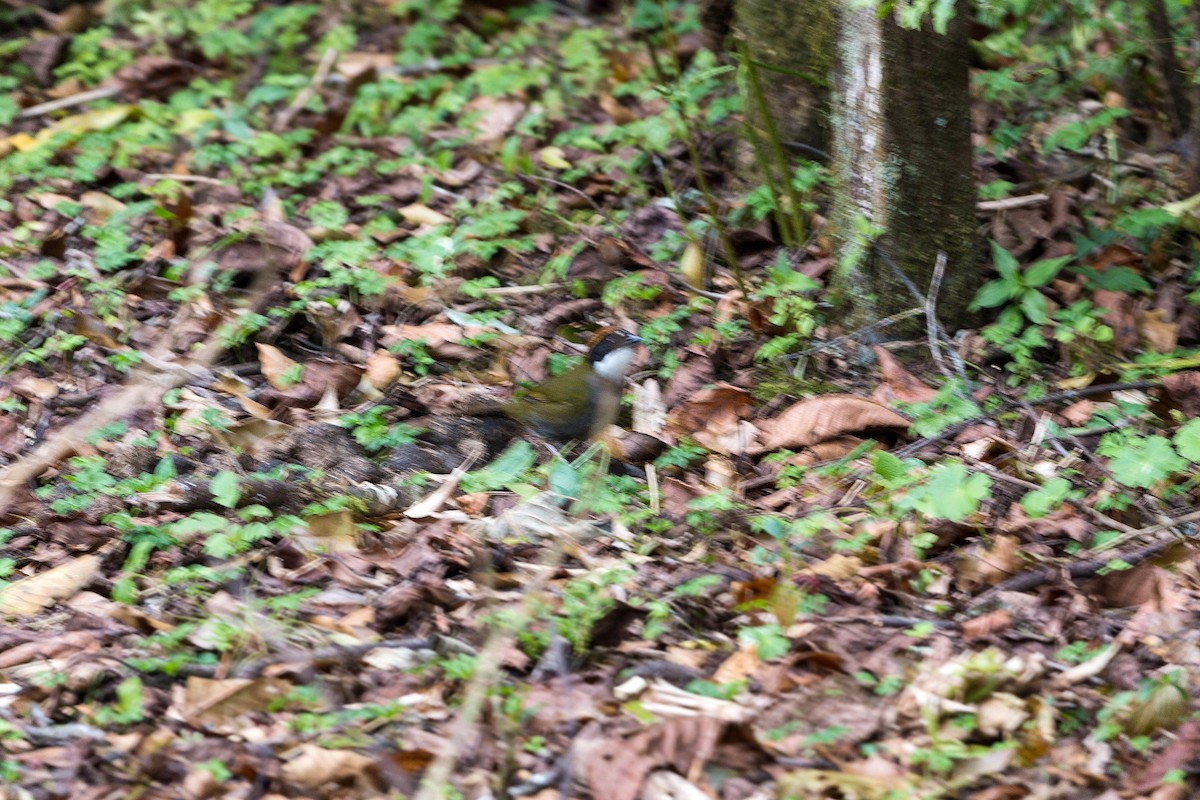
1158 371 1200 417
280 743 376 788
640 771 709 800
0 554 100 616
665 382 754 437
381 322 481 361
955 535 1021 590
598 92 637 124
1127 720 1200 794
464 96 526 144
778 768 904 800
1059 399 1094 426
176 676 294 728
752 395 910 453
0 630 99 669
258 358 364 409
256 343 299 389
711 645 760 684
679 241 706 290
298 510 362 554
960 609 1012 640
12 374 59 401
1092 563 1168 610
399 203 451 226
1094 289 1138 350
365 349 402 389
334 51 394 80
436 158 484 187
1140 308 1178 353
78 190 126 222
215 220 313 277
872 345 937 404
806 554 863 581
631 379 667 435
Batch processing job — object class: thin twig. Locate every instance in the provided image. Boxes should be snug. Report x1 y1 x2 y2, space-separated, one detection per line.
925 252 953 382
477 282 566 296
18 86 120 118
273 47 339 132
896 380 1162 458
517 173 607 215
975 194 1050 212
788 307 926 359
141 173 226 185
973 510 1200 603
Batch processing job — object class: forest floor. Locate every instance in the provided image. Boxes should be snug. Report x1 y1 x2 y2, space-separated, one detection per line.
2 2 1200 799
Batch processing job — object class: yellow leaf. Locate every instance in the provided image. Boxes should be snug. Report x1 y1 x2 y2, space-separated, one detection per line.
8 132 38 152
539 146 571 169
174 108 218 136
53 105 133 135
680 241 707 290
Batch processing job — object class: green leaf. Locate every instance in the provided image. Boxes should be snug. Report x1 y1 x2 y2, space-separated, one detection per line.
210 470 241 509
871 451 907 482
739 623 790 661
908 462 991 522
1020 289 1048 324
1020 477 1073 518
1025 255 1071 287
1078 265 1152 294
1175 419 1200 462
972 279 1016 309
461 441 537 493
548 459 581 499
990 240 1019 282
931 0 957 34
1113 208 1175 240
1108 436 1184 488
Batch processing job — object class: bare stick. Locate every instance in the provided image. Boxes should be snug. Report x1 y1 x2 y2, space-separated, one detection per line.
141 174 226 186
975 194 1050 212
924 252 954 382
18 86 121 119
273 48 339 132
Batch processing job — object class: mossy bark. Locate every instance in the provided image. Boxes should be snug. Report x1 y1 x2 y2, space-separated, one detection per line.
734 0 977 335
734 0 834 157
829 7 977 334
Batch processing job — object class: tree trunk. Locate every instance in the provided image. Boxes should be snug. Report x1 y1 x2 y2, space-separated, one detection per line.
734 0 833 155
831 6 977 334
737 1 978 335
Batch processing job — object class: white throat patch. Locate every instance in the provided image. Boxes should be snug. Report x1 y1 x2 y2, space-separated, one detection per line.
593 346 635 382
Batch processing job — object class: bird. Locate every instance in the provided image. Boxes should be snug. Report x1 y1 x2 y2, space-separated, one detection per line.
501 328 642 442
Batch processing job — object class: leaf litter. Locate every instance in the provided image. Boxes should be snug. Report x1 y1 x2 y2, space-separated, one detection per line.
2 2 1200 799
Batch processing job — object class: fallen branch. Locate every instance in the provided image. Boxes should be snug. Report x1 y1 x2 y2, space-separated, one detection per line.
972 509 1200 604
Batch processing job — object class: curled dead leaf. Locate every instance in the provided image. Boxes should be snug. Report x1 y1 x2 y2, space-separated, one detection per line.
256 343 300 389
752 394 910 453
872 346 937 404
665 382 754 437
399 203 451 226
0 555 101 616
464 96 526 144
280 743 377 788
381 322 482 361
365 349 402 389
